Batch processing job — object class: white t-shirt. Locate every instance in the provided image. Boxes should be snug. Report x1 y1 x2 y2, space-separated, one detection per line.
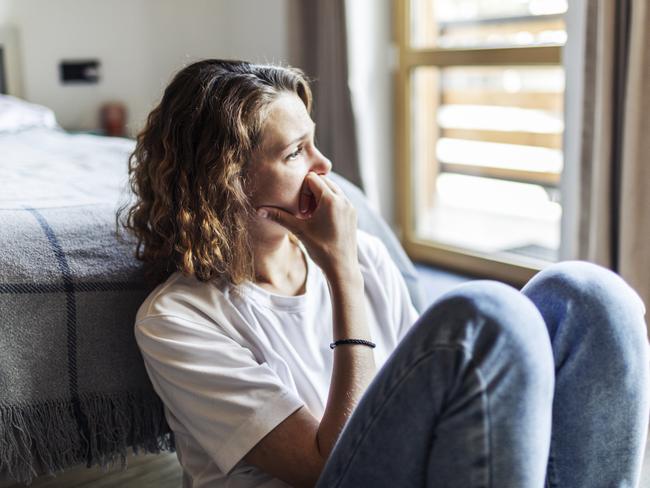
134 229 420 488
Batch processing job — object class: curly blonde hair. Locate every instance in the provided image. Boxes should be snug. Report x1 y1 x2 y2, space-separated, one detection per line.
117 59 312 286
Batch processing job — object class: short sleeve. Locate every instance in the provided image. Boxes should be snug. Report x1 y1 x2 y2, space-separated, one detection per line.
134 315 305 475
368 235 421 343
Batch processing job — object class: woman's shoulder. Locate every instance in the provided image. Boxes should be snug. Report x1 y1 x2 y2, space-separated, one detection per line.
135 271 239 333
356 228 391 269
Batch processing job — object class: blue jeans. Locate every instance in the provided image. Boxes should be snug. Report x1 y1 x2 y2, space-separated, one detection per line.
314 261 650 487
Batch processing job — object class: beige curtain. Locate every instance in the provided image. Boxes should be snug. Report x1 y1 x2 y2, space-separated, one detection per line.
296 0 363 190
578 0 650 327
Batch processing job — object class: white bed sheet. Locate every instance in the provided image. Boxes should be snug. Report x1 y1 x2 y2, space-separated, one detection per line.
0 127 135 209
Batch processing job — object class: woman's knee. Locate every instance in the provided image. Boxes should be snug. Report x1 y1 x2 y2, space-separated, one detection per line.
521 260 647 345
414 280 554 374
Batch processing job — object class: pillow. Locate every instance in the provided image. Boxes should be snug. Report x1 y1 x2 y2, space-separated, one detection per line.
329 172 425 314
0 94 60 133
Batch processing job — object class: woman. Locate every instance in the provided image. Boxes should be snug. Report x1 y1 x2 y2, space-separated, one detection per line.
121 59 649 488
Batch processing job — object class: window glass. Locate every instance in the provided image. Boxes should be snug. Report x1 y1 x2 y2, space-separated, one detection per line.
411 65 564 263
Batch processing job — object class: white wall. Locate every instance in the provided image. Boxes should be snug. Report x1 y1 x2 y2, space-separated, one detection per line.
0 0 297 136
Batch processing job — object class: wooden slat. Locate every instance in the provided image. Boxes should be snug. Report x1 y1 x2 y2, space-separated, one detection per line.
440 128 562 149
439 161 560 186
404 45 562 67
394 0 410 244
439 19 566 46
413 68 440 211
441 90 563 111
438 13 565 28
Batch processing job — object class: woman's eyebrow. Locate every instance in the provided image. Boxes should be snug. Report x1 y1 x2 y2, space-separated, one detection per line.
279 122 316 152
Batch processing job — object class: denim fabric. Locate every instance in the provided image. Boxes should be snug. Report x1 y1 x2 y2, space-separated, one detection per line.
315 261 649 488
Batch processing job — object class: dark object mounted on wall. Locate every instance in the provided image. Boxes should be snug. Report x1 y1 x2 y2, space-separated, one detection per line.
59 60 100 84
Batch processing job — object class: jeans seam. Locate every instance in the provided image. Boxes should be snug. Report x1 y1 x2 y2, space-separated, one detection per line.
545 437 558 488
329 344 477 488
474 362 491 488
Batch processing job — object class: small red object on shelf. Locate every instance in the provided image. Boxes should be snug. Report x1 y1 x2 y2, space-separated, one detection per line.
100 102 127 137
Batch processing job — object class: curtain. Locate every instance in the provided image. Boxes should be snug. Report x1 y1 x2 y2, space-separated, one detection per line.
345 0 395 224
577 0 650 328
297 0 363 190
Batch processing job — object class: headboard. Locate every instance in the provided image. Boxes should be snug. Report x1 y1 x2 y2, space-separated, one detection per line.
0 24 23 97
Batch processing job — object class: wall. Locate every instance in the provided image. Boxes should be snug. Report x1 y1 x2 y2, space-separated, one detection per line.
0 0 297 136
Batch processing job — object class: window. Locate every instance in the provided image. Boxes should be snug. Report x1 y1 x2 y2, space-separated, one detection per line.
394 0 567 285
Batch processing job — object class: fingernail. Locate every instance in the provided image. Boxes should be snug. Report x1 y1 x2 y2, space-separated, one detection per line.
257 208 268 218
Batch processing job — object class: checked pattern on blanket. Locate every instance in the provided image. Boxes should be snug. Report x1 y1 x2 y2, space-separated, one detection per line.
0 128 175 484
0 204 174 484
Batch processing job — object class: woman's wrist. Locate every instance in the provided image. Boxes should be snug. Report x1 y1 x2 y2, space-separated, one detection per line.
324 262 363 288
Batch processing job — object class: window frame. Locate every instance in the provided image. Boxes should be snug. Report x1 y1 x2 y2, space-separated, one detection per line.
393 0 565 286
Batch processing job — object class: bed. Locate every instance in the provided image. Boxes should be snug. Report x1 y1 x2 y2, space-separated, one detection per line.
0 95 173 485
0 93 425 484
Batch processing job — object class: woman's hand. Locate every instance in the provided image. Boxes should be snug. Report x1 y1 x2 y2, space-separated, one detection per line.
256 172 359 281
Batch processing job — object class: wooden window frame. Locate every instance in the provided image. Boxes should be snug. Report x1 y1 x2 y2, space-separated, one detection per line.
393 0 564 287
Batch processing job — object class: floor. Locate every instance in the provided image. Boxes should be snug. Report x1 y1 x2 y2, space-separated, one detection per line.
0 451 182 488
414 262 476 306
3 263 649 487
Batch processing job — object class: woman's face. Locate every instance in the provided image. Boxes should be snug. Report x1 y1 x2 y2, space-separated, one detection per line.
246 92 332 235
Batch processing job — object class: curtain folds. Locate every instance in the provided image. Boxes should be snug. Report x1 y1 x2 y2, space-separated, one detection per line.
577 0 650 322
297 0 363 190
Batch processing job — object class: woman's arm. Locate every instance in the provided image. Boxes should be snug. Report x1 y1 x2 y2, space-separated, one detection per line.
317 265 377 458
245 173 376 486
243 265 376 488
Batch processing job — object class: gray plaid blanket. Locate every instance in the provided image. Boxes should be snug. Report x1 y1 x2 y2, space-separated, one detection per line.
0 128 423 484
0 129 173 484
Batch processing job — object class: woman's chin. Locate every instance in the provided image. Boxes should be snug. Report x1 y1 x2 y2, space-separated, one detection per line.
251 225 291 243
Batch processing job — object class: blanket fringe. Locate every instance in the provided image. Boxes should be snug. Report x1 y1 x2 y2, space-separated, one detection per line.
0 390 174 485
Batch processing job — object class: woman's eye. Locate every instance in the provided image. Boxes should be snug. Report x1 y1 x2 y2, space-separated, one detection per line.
287 146 303 161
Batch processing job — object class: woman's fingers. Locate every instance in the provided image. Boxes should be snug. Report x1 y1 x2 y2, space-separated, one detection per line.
303 172 332 200
300 172 334 215
257 206 303 234
321 176 343 196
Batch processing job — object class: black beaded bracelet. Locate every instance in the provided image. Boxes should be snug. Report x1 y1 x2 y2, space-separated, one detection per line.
330 339 376 349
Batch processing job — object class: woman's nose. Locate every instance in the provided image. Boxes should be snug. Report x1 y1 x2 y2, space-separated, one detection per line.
311 148 332 175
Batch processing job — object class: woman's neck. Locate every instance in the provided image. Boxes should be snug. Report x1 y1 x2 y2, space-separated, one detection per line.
251 233 307 296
